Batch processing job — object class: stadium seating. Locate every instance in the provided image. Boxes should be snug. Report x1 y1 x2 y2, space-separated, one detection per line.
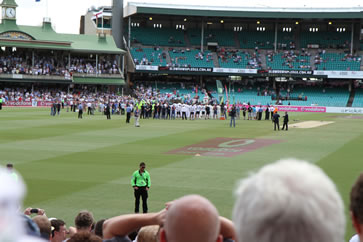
130 47 167 66
266 52 311 70
169 49 214 68
131 27 185 47
277 31 295 49
238 31 275 49
352 88 363 107
203 29 236 47
300 31 350 49
287 87 350 107
315 53 361 71
218 51 260 69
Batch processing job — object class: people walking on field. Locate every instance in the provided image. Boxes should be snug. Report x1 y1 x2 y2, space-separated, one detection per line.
265 105 270 120
126 104 132 123
270 106 275 122
229 105 236 128
247 106 252 120
105 103 111 120
78 102 83 119
273 112 280 131
134 107 140 127
282 112 289 131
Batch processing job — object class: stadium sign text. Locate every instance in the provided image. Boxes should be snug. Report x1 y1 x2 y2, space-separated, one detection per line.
167 67 213 72
135 65 159 71
268 70 313 75
213 68 258 74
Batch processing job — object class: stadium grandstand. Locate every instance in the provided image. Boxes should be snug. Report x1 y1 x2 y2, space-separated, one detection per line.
2 0 363 108
0 0 125 93
122 2 363 107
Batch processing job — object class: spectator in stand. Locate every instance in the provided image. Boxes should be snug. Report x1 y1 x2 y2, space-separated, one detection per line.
0 166 44 242
68 210 95 237
94 219 106 239
349 173 363 242
160 195 236 242
33 215 52 241
103 194 236 242
233 158 345 242
51 219 68 242
68 231 101 242
0 52 119 76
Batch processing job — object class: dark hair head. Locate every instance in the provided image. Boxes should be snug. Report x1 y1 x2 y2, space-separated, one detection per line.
140 162 146 167
94 219 106 238
75 210 94 230
350 173 363 223
68 231 101 242
51 219 65 237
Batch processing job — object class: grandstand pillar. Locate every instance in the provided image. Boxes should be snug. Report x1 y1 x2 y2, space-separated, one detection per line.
121 55 125 74
112 0 124 49
127 72 131 87
68 53 71 69
274 22 278 53
128 17 131 48
350 22 354 55
273 78 276 89
32 51 34 67
96 54 99 74
201 20 204 52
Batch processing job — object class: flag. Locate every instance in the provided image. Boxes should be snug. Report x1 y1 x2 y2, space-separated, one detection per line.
216 80 223 95
216 80 224 104
225 85 229 103
94 8 104 18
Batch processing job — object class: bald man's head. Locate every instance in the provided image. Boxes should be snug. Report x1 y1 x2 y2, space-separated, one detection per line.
161 195 221 242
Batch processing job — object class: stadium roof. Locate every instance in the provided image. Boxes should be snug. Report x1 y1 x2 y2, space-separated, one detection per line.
124 2 363 19
0 20 125 54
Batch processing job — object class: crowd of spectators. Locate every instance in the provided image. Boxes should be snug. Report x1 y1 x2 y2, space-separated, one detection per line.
217 48 262 69
314 49 361 70
1 156 362 242
267 49 312 70
133 47 166 66
168 48 213 68
0 51 120 76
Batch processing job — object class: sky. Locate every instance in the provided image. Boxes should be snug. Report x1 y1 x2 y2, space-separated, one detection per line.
11 0 363 34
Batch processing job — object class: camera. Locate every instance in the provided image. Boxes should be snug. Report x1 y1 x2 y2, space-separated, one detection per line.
30 208 39 214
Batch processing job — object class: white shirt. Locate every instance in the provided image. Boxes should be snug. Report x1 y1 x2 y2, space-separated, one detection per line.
349 234 360 242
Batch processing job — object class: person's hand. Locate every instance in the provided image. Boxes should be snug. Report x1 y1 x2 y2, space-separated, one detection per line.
154 208 166 226
146 187 149 191
24 207 32 216
165 200 175 210
134 186 138 190
37 208 45 215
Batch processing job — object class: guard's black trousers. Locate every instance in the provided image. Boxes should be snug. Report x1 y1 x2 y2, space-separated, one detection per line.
134 186 148 213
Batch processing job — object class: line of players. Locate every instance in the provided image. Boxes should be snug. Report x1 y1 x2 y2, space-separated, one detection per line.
134 102 277 121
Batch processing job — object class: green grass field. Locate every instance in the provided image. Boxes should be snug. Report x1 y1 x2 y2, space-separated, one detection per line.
1 107 363 240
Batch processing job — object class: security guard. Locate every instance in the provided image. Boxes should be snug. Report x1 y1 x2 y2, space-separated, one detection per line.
131 162 151 213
